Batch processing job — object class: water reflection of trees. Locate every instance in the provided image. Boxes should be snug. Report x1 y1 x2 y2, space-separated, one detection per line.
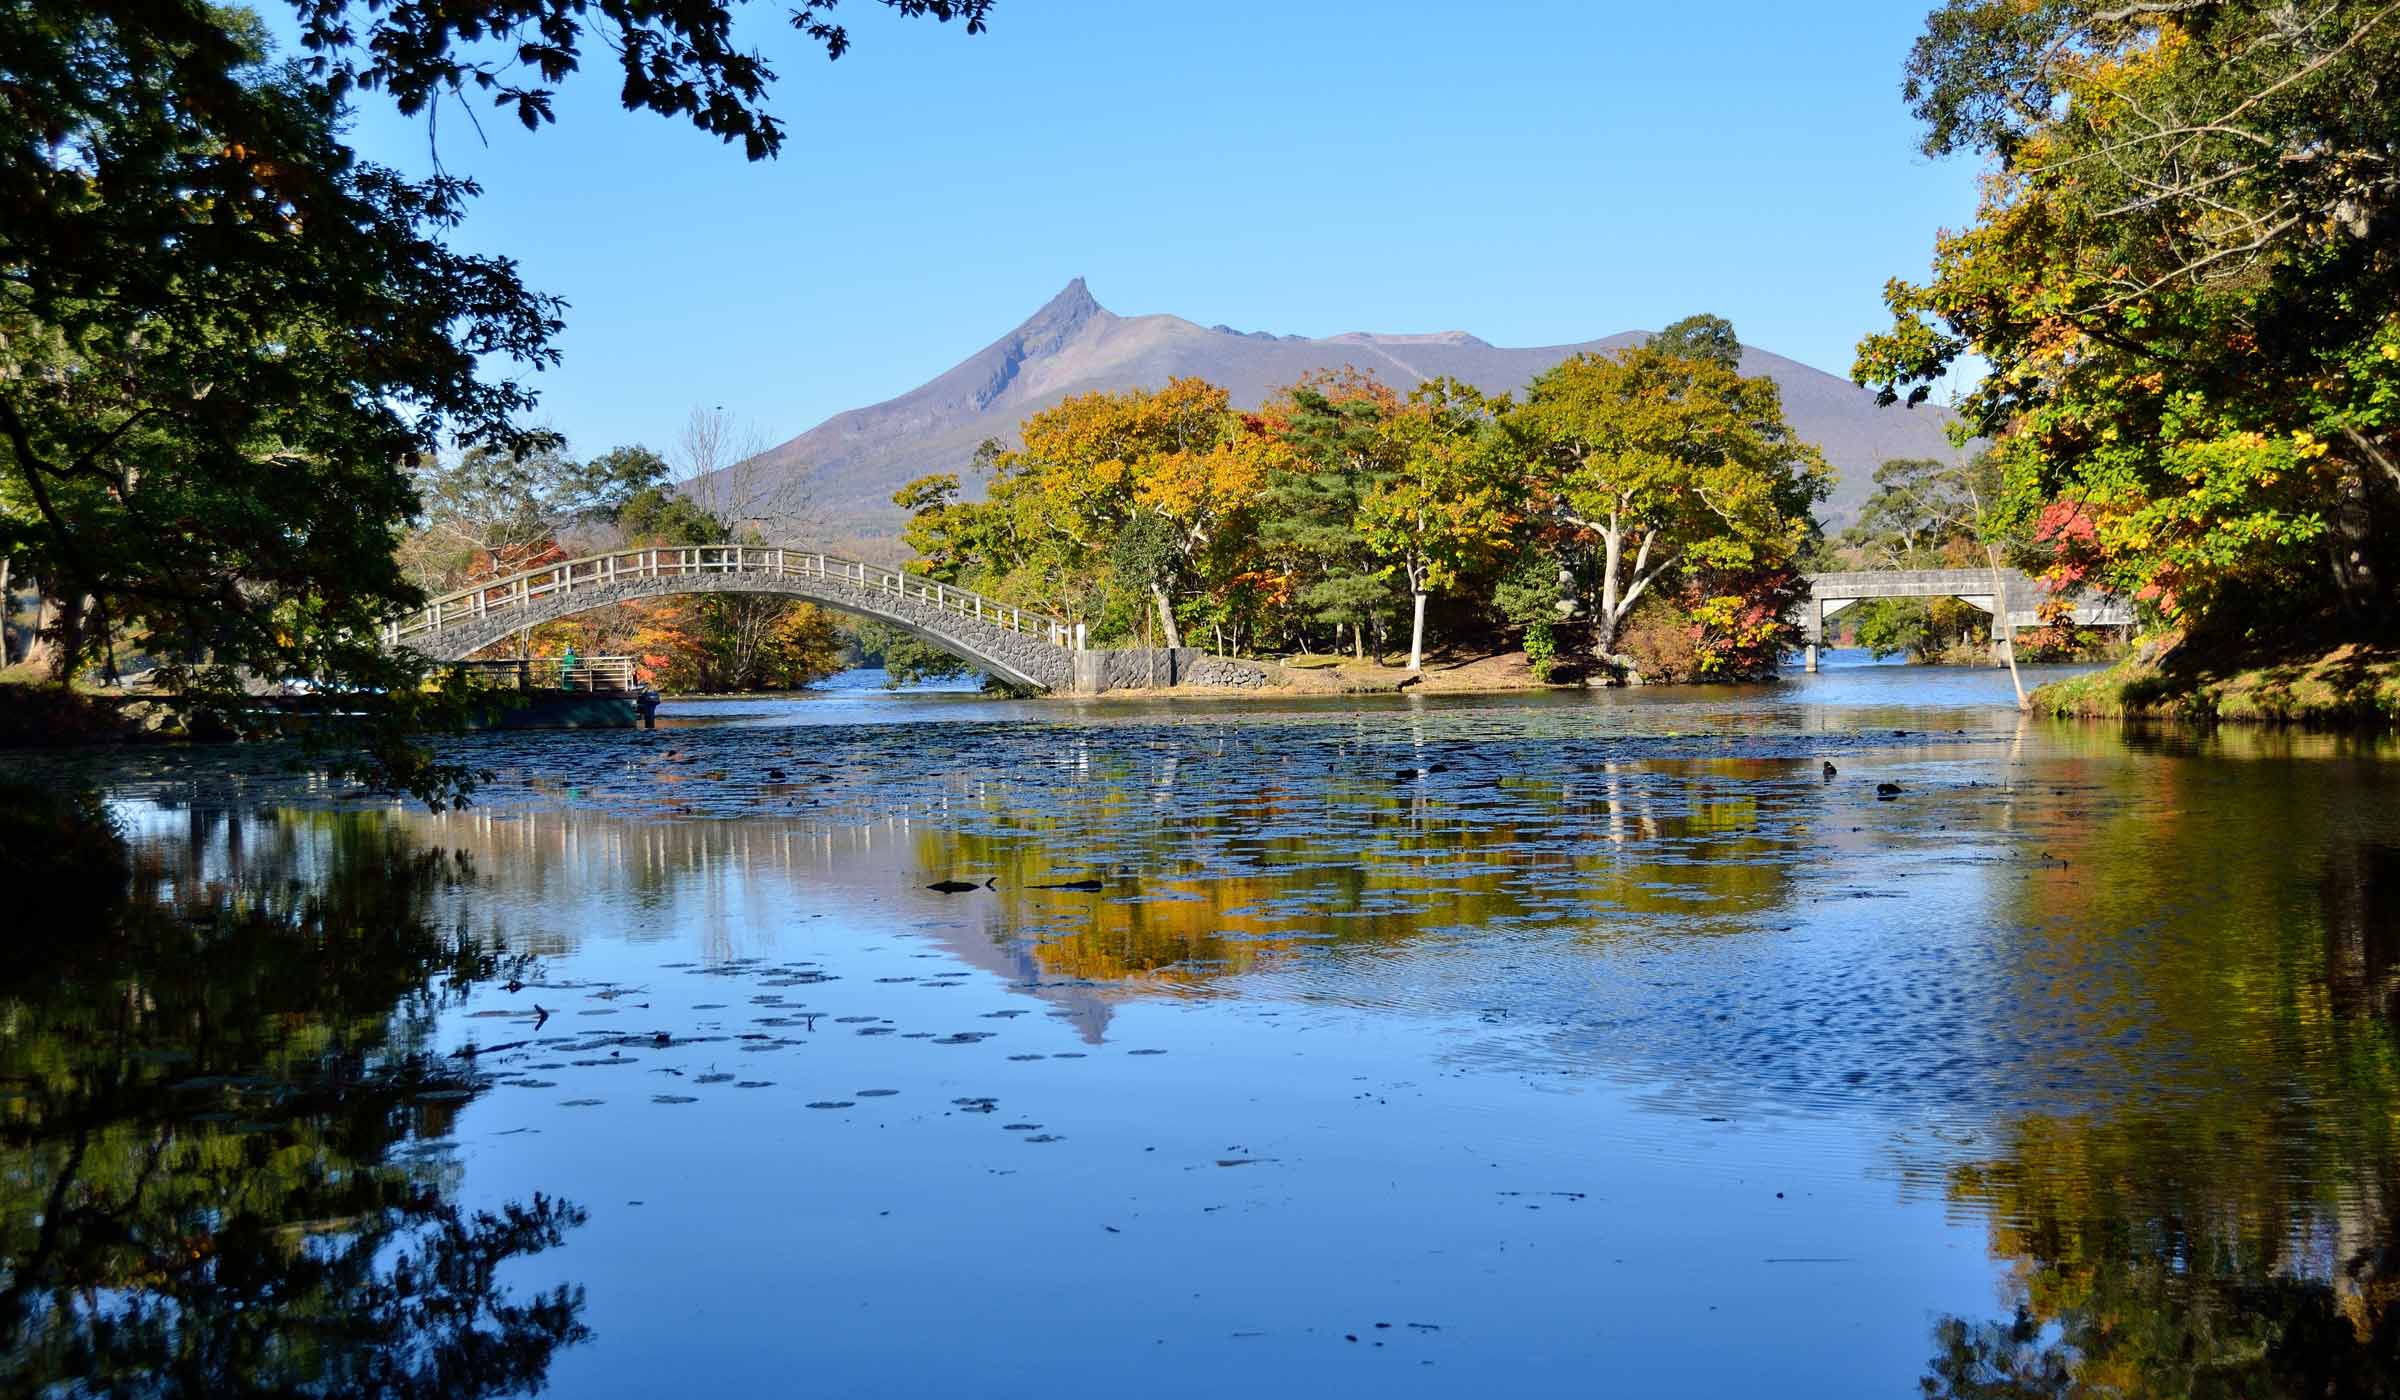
916 759 1803 986
0 810 589 1397
1919 757 2400 1398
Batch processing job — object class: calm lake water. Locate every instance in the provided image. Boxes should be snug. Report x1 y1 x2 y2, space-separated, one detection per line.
11 655 2400 1397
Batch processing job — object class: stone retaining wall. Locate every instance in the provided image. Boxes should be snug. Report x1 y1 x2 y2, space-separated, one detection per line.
1068 648 1284 694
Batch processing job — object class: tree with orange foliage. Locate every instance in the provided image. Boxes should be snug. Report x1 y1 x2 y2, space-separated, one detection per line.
998 378 1264 648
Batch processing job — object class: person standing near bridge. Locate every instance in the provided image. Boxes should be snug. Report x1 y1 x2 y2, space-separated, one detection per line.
559 643 577 690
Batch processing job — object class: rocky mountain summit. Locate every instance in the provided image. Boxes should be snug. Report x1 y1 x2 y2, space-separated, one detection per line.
750 279 1961 549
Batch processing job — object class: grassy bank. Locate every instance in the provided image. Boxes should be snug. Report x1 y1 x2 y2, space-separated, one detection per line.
2033 633 2400 726
0 680 150 747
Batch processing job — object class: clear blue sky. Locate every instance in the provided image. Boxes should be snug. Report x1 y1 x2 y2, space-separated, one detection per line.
304 0 1981 457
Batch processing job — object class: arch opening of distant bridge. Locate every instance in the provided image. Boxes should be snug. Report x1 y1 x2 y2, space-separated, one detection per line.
1799 569 2133 671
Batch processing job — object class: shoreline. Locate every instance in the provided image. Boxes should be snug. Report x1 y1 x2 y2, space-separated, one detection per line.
2031 635 2400 727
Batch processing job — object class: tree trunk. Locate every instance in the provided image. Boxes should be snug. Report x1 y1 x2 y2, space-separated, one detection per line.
1988 545 2027 711
2330 456 2385 626
1351 622 1364 661
1408 590 1427 672
1150 584 1182 649
22 590 54 678
1599 525 1622 631
43 591 84 686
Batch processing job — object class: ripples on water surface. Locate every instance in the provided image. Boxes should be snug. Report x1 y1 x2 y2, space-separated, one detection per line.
11 657 2400 1397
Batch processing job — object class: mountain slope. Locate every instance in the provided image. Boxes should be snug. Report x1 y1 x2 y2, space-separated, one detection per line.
754 279 1958 551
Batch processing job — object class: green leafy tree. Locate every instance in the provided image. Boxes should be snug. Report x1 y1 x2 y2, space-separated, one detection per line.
1513 333 1829 661
0 8 564 798
569 443 672 519
618 484 727 548
1257 372 1406 659
1650 313 1743 371
845 619 974 688
1839 457 1988 571
0 0 992 802
1360 378 1518 671
287 0 990 159
1856 0 2400 645
1851 596 1990 662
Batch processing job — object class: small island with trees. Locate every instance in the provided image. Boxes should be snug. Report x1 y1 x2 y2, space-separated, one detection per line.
881 315 1829 690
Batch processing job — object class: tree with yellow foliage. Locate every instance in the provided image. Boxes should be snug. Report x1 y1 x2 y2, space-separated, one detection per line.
999 378 1265 647
1515 337 1828 664
1359 379 1518 671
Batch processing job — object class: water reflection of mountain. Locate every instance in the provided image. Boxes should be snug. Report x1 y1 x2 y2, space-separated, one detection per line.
406 808 1130 1041
400 724 2400 1130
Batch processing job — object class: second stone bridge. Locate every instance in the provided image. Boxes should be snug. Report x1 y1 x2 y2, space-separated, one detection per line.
1799 568 2135 670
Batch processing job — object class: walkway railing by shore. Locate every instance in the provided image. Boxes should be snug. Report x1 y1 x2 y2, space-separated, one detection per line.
452 655 638 693
386 547 1071 649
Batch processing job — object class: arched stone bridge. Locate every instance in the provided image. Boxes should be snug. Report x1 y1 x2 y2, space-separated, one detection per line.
1799 568 2134 670
383 546 1281 694
386 546 1078 690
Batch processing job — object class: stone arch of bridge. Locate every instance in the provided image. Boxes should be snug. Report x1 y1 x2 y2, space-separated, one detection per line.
1816 591 2003 630
1798 567 2134 672
383 548 1075 692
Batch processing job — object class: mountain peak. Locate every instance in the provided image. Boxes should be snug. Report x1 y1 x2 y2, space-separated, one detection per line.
955 279 1106 414
1024 276 1102 331
752 285 1965 545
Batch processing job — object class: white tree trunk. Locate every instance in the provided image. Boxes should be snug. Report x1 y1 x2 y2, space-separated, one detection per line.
1408 590 1427 671
1990 543 2027 711
1598 519 1623 648
1151 584 1183 649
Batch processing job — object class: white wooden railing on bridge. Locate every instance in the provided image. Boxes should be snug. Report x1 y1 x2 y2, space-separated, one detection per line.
383 546 1073 650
